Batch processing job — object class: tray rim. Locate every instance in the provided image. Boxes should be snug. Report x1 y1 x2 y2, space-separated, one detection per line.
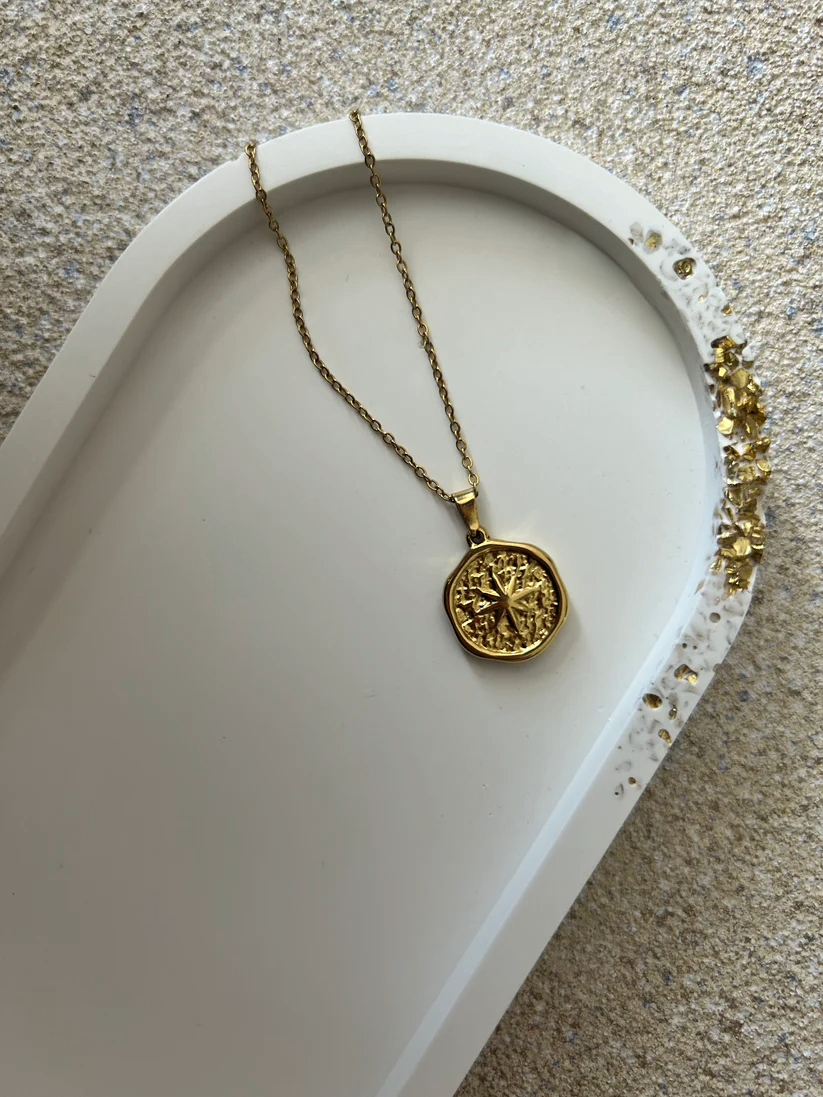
0 112 762 1097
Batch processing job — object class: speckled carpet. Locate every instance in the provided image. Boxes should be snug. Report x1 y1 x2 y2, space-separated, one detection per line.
2 2 821 1095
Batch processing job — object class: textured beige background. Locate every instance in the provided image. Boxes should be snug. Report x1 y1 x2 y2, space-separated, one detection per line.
2 2 821 1095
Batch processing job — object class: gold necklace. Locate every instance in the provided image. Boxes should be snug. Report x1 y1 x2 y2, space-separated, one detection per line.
245 110 568 661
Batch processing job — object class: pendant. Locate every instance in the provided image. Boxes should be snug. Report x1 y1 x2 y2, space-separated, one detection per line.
443 490 568 662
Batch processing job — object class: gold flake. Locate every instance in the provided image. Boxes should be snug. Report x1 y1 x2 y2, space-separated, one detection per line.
658 728 673 745
730 367 751 389
646 231 663 250
643 693 663 709
673 257 696 278
736 463 760 483
674 664 699 684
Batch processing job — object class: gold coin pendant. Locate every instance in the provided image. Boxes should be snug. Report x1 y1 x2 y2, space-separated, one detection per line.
443 538 568 662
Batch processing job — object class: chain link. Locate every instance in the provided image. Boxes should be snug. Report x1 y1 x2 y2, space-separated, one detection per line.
244 108 479 503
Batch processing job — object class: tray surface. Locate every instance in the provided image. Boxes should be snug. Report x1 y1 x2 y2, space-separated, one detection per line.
0 115 755 1097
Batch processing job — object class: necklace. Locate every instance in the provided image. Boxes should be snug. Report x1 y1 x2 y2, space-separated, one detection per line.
245 110 568 662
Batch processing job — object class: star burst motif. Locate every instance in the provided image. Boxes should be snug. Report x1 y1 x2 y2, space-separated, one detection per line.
468 568 542 636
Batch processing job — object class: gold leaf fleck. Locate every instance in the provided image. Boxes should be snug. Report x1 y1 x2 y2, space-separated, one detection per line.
643 693 663 709
736 464 761 483
721 387 737 415
674 664 699 684
673 257 696 278
730 368 751 389
658 728 673 745
743 414 762 439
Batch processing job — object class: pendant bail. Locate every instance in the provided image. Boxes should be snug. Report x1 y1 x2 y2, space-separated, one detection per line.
453 488 488 544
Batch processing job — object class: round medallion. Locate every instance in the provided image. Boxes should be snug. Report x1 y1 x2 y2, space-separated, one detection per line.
443 538 568 661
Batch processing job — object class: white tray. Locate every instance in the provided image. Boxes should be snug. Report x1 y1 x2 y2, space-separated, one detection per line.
0 114 759 1097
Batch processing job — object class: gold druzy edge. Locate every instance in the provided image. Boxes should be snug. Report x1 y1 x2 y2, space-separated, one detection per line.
443 538 569 662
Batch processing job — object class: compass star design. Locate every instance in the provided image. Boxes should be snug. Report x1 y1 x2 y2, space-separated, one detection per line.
470 569 542 635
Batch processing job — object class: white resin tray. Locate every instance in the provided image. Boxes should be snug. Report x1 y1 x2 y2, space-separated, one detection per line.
0 115 762 1097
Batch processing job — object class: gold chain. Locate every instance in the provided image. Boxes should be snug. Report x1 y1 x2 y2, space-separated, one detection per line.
244 108 479 504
